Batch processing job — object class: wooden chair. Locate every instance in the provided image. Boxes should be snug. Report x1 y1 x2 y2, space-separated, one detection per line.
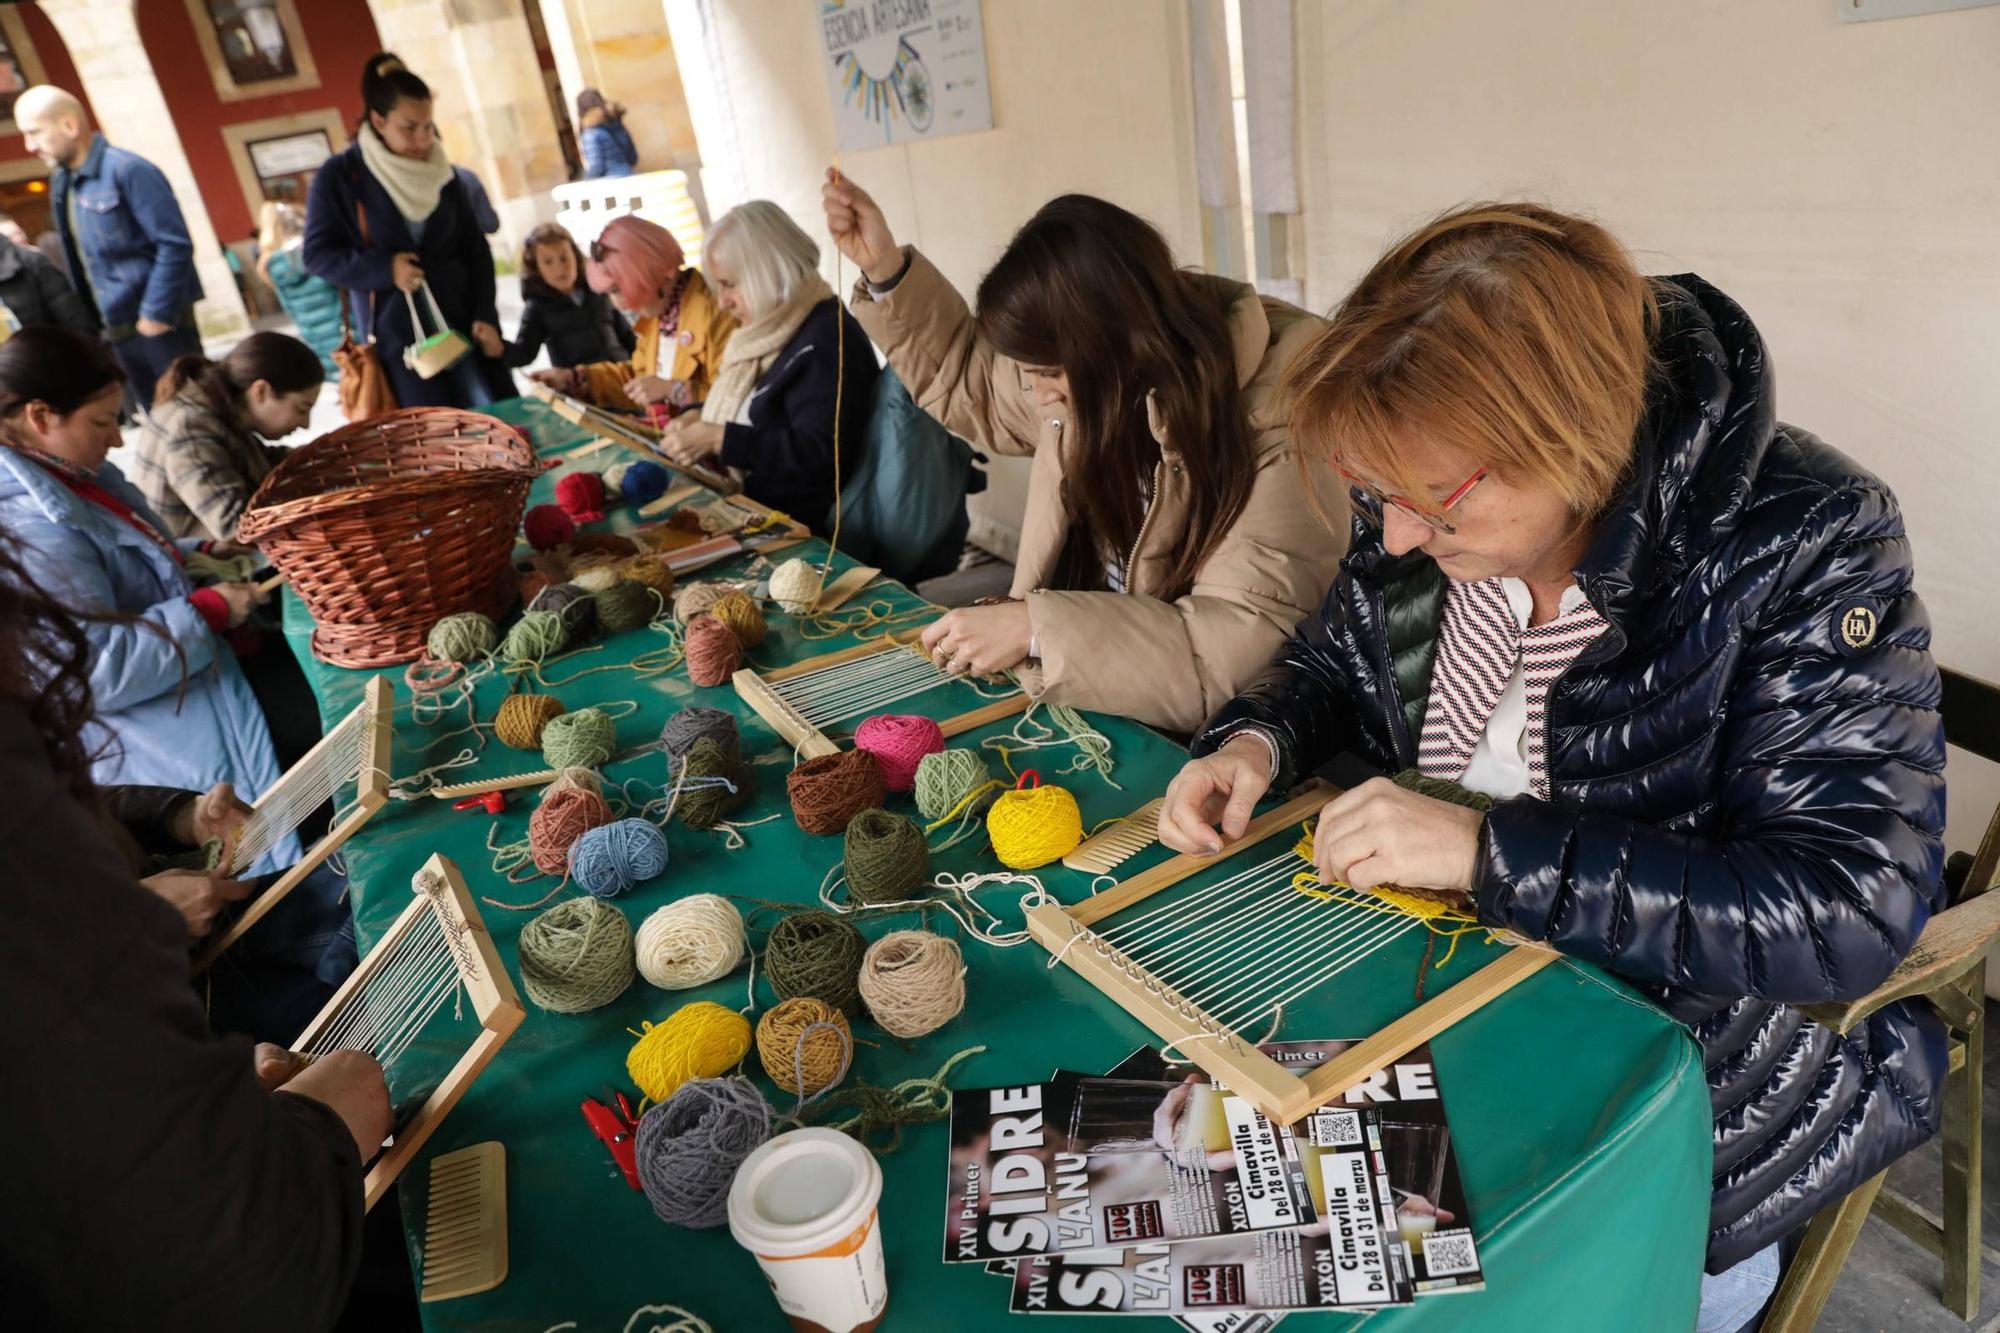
1763 666 2000 1329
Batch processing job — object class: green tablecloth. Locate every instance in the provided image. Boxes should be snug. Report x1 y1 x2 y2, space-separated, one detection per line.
279 397 1713 1331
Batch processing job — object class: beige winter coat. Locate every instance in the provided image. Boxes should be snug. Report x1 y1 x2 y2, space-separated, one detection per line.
849 248 1347 733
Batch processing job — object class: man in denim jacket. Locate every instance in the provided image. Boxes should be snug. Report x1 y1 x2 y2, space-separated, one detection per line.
17 86 203 406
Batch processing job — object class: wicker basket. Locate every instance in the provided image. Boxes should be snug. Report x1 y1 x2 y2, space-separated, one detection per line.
240 408 538 667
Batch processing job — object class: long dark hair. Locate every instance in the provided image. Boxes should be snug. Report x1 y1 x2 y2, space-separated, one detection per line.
0 532 108 804
154 331 323 415
0 324 123 419
975 195 1255 597
361 51 430 126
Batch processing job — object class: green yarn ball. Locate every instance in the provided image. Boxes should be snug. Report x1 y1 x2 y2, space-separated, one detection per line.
427 611 498 663
518 897 635 1014
764 910 865 1013
842 808 930 904
913 748 993 823
675 736 753 829
503 609 569 663
593 578 659 633
543 706 618 770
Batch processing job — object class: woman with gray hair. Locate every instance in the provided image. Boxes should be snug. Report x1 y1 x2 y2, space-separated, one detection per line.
658 200 876 533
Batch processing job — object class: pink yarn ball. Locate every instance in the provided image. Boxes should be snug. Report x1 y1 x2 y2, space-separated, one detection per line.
524 503 576 551
853 714 946 793
555 471 607 523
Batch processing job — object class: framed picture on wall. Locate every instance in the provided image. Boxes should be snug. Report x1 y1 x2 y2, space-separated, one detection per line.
221 110 346 224
183 0 320 102
0 9 50 137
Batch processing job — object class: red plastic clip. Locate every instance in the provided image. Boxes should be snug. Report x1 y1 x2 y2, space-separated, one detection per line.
581 1091 642 1191
451 790 507 814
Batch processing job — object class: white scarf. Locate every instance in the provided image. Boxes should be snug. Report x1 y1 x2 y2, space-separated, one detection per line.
703 276 834 424
357 125 454 226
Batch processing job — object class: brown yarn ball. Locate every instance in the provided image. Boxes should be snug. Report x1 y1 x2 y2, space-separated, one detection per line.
672 581 731 624
755 997 852 1096
620 554 677 598
786 749 886 835
667 507 707 534
636 522 704 554
528 783 614 875
567 531 640 559
497 694 566 749
684 614 743 687
707 589 766 647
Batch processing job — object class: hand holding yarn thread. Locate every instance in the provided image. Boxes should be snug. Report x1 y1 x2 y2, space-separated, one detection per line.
627 1001 753 1104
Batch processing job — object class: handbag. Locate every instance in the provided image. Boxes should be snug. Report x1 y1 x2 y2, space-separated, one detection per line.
333 198 398 421
402 281 471 380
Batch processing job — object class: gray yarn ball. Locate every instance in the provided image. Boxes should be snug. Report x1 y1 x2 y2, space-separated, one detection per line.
635 1076 773 1229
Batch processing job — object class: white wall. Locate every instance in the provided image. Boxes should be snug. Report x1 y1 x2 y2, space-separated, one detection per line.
664 0 1203 558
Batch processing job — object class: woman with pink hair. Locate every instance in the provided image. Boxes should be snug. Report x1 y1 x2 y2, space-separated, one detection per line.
534 214 733 421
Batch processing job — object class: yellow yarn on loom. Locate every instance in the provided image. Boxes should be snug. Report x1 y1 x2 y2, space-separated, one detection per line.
985 770 1083 869
626 1000 752 1104
1288 821 1484 963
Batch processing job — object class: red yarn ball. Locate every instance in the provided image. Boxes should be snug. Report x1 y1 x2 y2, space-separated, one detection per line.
524 503 576 551
555 471 607 523
528 785 613 875
684 613 743 687
852 714 946 792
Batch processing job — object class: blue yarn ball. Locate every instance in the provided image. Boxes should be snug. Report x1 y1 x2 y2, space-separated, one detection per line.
619 460 672 507
569 818 670 898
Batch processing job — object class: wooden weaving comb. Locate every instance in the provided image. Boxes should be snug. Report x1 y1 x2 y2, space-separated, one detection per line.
420 1141 508 1302
1062 798 1164 874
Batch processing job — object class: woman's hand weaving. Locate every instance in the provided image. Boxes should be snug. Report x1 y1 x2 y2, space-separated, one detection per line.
920 603 1031 679
1310 778 1482 897
1158 735 1273 855
173 780 253 847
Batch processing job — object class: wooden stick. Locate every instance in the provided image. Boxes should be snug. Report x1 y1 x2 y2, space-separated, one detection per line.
731 667 840 759
428 769 563 800
256 572 287 595
810 565 880 613
639 481 703 517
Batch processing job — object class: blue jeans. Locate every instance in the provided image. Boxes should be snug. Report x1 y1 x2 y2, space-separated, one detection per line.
1696 1243 1780 1333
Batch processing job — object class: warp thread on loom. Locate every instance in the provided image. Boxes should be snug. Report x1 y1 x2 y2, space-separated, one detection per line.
542 706 619 770
635 894 746 989
426 611 497 663
786 749 885 835
618 460 671 507
524 503 576 551
518 896 635 1014
555 470 607 522
634 1076 772 1229
754 996 853 1097
528 774 614 875
503 610 570 665
496 693 566 749
620 554 676 599
858 930 966 1039
674 738 752 829
841 808 929 904
986 771 1084 869
706 589 766 647
767 558 825 614
570 818 671 897
627 1001 752 1104
661 706 740 763
671 581 732 624
594 579 660 633
684 614 743 687
852 714 945 793
764 910 866 1012
531 583 597 642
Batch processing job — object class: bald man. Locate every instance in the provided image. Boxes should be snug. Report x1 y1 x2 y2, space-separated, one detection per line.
17 86 203 405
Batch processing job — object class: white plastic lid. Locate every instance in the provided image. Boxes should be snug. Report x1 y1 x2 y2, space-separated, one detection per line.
728 1128 883 1258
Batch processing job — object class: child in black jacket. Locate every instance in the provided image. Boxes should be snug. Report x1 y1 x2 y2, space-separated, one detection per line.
504 222 636 369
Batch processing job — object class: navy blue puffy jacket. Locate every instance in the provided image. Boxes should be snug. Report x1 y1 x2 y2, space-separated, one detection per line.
1195 274 1948 1270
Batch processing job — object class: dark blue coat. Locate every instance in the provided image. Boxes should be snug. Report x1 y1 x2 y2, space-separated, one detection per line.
300 141 512 408
1195 275 1948 1271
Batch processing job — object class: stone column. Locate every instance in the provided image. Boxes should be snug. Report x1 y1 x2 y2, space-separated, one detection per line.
37 0 251 338
539 0 701 178
365 0 570 250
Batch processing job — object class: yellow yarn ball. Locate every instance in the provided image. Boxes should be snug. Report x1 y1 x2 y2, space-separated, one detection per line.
625 1000 752 1104
708 589 767 647
986 775 1084 869
768 558 825 614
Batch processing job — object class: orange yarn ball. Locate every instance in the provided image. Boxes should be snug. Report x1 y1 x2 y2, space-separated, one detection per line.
684 614 743 687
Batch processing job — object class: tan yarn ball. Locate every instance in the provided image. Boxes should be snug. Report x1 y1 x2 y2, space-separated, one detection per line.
708 589 767 647
672 581 732 624
768 558 825 614
635 894 747 990
755 996 853 1096
620 554 676 598
569 565 621 593
857 930 966 1039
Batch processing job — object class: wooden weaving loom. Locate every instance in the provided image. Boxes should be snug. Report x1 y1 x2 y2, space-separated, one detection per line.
293 853 523 1210
193 677 393 971
732 630 1030 759
1024 783 1560 1125
522 379 737 495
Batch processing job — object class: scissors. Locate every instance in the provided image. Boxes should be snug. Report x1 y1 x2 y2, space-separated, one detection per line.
580 1087 642 1191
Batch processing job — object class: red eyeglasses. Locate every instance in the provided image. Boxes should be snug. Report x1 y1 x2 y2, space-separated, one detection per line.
1336 461 1488 535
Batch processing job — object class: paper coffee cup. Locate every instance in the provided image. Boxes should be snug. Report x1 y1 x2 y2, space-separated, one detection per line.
728 1128 888 1333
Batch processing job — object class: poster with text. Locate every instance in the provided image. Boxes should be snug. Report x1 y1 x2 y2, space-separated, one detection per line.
820 0 993 151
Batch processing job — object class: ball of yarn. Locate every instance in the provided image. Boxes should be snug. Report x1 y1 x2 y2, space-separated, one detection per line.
635 1077 772 1229
426 611 497 663
517 897 634 1014
707 589 766 648
496 693 566 749
853 713 946 793
987 773 1084 869
524 503 576 551
672 581 731 623
842 808 930 904
569 817 670 898
684 614 743 687
620 554 676 599
768 558 825 614
755 997 852 1096
764 910 866 1012
626 1000 752 1104
661 705 741 764
528 780 614 875
570 565 621 593
594 578 659 633
786 749 885 835
502 609 568 663
603 461 632 495
636 894 746 989
542 706 618 770
555 470 607 522
914 748 994 823
518 568 556 608
858 930 967 1039
530 582 596 642
619 460 671 507
674 736 753 829
567 531 640 559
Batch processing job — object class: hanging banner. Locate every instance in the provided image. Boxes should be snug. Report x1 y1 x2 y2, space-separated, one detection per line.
819 0 993 152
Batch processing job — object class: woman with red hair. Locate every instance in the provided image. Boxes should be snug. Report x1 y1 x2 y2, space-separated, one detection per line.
535 214 734 421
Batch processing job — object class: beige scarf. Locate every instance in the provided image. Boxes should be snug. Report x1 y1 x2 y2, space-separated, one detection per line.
357 125 454 225
703 276 834 424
